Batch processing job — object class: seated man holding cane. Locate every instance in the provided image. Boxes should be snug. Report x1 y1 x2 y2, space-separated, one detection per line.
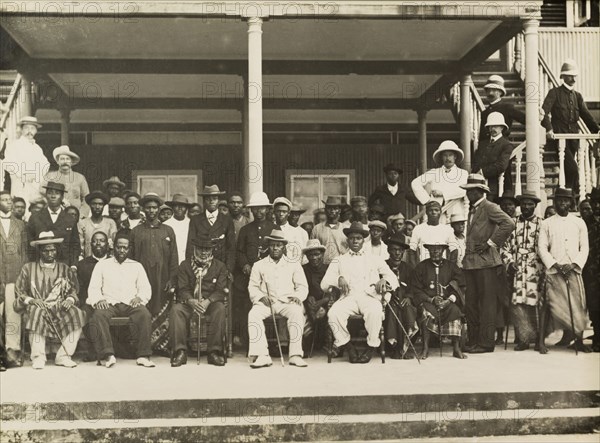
169 237 229 367
323 222 399 364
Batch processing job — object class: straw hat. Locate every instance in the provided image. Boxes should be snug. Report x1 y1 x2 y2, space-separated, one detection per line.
53 145 80 166
460 174 490 193
30 231 64 247
18 116 42 128
265 229 288 244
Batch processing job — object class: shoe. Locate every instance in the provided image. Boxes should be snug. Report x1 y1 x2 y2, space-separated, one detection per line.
555 330 576 346
592 343 600 353
0 361 6 372
466 346 494 354
514 342 530 351
207 351 225 367
171 350 187 367
5 349 21 368
359 347 377 363
32 357 45 370
330 345 344 358
136 357 156 368
289 355 308 367
346 343 360 364
250 355 273 368
569 340 592 353
390 346 403 360
104 355 116 368
55 357 77 368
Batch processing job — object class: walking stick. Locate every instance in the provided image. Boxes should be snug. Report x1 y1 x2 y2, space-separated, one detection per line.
563 274 578 356
435 267 443 357
264 283 285 367
197 311 202 364
31 287 71 358
387 299 421 364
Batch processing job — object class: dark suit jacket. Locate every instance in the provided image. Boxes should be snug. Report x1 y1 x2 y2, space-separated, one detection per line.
186 212 236 271
234 220 276 290
472 135 514 198
76 255 101 306
27 208 81 266
541 85 600 134
479 100 526 141
368 184 407 218
464 199 515 270
177 258 228 303
0 216 28 283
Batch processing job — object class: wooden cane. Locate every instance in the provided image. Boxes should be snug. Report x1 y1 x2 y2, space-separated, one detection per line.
435 267 443 357
387 298 421 364
564 274 578 356
265 283 285 367
31 287 71 358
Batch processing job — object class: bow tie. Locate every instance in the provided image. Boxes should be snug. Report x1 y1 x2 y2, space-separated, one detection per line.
349 251 364 256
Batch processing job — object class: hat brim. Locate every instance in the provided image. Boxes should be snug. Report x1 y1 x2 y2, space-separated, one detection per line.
199 191 226 196
496 195 519 205
265 236 288 244
42 184 66 193
54 152 80 166
139 196 164 206
423 243 449 249
515 195 541 204
85 194 109 205
302 246 326 254
321 200 343 207
561 70 578 76
432 147 464 166
290 209 307 214
192 241 215 249
31 238 64 247
246 202 272 208
103 180 126 189
19 121 42 128
485 122 508 129
165 200 193 208
342 228 369 238
386 240 409 249
460 183 490 192
483 84 506 95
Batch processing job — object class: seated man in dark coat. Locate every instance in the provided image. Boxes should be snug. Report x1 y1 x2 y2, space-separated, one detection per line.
302 239 336 352
411 241 467 360
170 237 229 367
384 234 417 359
472 112 514 201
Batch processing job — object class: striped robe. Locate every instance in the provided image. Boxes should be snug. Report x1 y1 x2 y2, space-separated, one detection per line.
15 261 85 338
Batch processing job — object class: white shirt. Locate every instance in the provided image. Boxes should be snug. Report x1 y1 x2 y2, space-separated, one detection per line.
321 248 399 299
561 80 574 91
387 183 398 196
410 223 458 262
489 98 501 106
279 222 309 264
490 133 502 143
363 238 389 260
87 257 152 306
411 164 469 207
538 213 589 273
206 209 219 225
127 217 142 229
48 207 62 224
164 216 190 265
0 211 11 235
248 255 308 305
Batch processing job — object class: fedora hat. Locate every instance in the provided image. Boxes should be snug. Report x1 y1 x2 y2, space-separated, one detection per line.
383 163 403 174
166 193 192 208
485 112 508 129
386 233 409 249
343 221 369 238
432 140 464 166
553 187 574 199
265 229 288 244
30 231 63 247
53 145 80 166
586 187 600 201
460 173 490 193
273 197 293 209
108 197 125 207
246 191 271 207
17 116 42 128
496 189 519 205
139 192 163 207
484 74 506 96
560 59 578 76
515 190 541 204
198 185 225 196
290 205 306 214
103 176 126 190
302 239 326 254
322 196 344 207
85 191 109 206
42 181 66 193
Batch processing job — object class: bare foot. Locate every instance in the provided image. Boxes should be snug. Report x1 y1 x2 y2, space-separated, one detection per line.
421 349 429 360
453 349 468 359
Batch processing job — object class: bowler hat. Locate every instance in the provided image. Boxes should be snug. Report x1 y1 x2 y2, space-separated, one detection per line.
85 191 109 206
198 185 225 196
53 145 80 166
554 187 574 199
383 163 403 174
322 196 343 207
386 233 409 249
139 192 163 207
460 174 490 193
42 181 66 193
265 229 288 244
515 190 541 204
432 140 464 166
166 193 193 208
343 221 369 238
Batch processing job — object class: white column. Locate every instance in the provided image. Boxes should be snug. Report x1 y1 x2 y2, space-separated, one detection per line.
20 73 33 118
242 72 250 201
459 75 472 171
417 108 428 174
523 19 541 195
60 107 70 145
247 17 264 195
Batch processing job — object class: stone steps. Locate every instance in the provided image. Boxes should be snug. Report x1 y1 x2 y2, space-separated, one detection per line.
2 390 598 442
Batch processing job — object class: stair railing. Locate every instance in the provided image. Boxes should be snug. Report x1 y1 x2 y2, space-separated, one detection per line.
498 140 527 198
0 73 24 145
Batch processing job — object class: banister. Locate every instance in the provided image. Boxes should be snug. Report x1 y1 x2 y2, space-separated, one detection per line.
0 73 23 130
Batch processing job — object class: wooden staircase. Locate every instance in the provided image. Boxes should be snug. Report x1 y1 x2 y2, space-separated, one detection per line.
541 0 567 27
471 71 561 202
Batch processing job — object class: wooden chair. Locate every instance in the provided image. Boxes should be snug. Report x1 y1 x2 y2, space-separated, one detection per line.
262 315 290 356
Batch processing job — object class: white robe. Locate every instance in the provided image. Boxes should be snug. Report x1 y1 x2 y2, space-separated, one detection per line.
1 137 50 204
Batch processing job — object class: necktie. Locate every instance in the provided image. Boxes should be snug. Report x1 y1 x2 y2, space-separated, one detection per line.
468 205 476 225
208 214 215 225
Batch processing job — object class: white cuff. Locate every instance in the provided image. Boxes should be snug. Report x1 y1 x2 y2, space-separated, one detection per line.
448 295 457 303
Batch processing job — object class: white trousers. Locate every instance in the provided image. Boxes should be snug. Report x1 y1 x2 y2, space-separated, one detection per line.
248 302 305 357
30 329 81 363
328 295 383 348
